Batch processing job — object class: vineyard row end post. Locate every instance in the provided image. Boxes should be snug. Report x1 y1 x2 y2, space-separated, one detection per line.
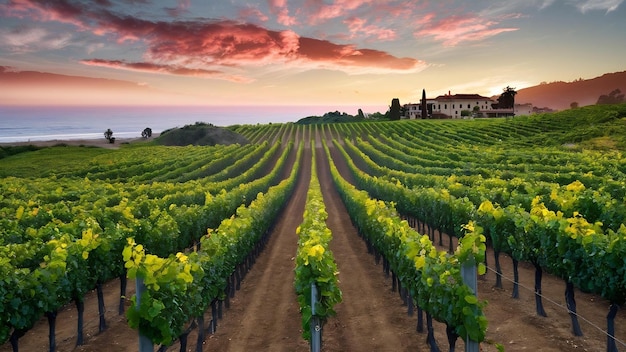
311 282 321 352
136 278 154 352
461 258 479 352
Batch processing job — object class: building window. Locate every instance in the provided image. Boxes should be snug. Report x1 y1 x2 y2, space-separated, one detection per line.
468 104 471 108
444 104 447 109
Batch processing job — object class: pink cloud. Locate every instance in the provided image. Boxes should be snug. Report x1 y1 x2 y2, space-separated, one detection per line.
297 37 424 73
238 5 269 22
139 22 424 73
1 26 72 53
0 0 90 30
138 22 302 68
268 0 297 26
344 17 396 41
3 0 426 78
81 59 251 82
165 0 191 17
304 0 374 24
415 13 518 46
576 0 624 13
370 1 422 20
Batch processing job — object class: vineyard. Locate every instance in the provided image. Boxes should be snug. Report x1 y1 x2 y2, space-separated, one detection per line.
1 103 626 351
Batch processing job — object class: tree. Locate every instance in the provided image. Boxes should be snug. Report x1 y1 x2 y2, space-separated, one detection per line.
357 109 365 119
388 98 402 120
104 129 115 143
596 89 624 105
472 106 481 117
497 86 517 109
368 112 385 119
142 127 153 138
570 102 579 109
421 89 428 119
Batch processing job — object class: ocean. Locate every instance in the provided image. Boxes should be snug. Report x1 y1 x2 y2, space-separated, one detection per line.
0 105 384 143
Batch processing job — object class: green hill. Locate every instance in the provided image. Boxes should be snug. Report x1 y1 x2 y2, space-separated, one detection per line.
155 122 249 146
502 103 626 151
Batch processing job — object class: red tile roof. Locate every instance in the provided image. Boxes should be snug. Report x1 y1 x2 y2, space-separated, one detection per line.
432 94 492 101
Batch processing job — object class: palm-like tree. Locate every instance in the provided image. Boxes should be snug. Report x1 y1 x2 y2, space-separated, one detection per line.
104 129 115 143
141 127 152 138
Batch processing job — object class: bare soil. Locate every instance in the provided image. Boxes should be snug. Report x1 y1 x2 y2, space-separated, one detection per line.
0 136 156 150
1 136 625 352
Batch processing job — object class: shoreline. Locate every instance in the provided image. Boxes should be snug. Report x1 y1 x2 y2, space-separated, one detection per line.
0 134 160 149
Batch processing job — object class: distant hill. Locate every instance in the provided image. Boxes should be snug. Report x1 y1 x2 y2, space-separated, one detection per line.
0 66 146 89
295 110 383 124
513 71 626 111
0 66 194 105
296 110 359 124
156 123 249 146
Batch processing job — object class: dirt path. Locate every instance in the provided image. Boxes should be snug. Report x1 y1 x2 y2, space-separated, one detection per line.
203 130 429 351
314 133 425 351
200 142 310 352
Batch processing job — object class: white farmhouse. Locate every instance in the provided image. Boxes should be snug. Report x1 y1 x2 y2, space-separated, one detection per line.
404 92 533 119
403 93 495 119
514 103 533 116
429 93 495 118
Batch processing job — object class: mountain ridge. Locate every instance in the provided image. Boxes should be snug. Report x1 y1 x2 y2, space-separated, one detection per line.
513 70 626 111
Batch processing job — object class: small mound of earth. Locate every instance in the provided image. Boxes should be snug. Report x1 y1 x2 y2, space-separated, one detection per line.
155 123 249 146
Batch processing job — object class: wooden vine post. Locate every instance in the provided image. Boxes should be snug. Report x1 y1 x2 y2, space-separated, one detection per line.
136 278 154 352
461 257 479 352
310 283 321 352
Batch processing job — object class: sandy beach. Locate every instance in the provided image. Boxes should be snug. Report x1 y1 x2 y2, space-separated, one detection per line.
0 134 160 149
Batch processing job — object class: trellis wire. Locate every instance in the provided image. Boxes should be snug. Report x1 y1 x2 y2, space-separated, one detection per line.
483 264 626 348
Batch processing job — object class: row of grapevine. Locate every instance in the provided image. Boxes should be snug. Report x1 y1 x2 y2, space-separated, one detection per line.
335 138 474 248
326 109 626 350
344 134 626 237
477 196 626 348
82 144 242 182
322 139 488 348
339 130 626 348
0 141 296 351
123 141 303 347
294 141 342 343
29 143 237 181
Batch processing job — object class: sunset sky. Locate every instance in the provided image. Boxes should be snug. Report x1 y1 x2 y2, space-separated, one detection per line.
0 0 625 108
